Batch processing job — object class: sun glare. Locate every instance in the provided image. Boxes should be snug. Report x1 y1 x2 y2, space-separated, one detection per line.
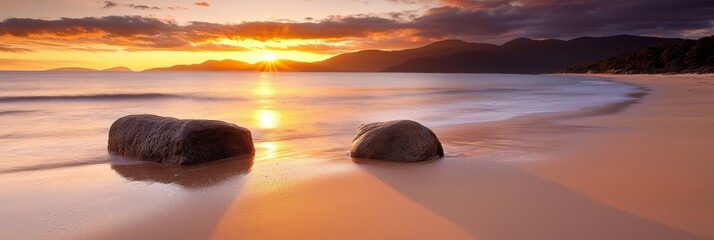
262 52 277 62
256 109 279 129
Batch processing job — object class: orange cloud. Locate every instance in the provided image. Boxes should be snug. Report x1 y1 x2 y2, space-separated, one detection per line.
194 1 210 7
125 43 249 52
167 5 189 10
1 0 712 53
266 44 351 54
0 44 31 52
0 16 407 51
102 1 161 10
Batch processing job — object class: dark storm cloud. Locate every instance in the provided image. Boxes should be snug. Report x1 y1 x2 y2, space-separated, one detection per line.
0 16 175 38
0 0 712 52
15 1 714 41
0 15 400 39
126 4 161 10
102 1 161 10
407 0 714 39
103 1 119 8
0 15 400 51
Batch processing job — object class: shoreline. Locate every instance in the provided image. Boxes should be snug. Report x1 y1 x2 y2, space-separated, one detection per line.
1 74 712 239
100 74 709 239
524 74 714 238
210 74 713 239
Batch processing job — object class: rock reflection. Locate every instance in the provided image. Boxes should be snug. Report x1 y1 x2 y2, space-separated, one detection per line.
111 155 254 189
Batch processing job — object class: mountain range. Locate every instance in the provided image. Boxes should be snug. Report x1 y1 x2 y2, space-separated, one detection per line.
48 67 133 72
145 59 333 72
50 35 698 73
562 36 713 74
383 36 679 73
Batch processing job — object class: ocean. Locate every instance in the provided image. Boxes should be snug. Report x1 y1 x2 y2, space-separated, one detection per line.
0 72 656 238
0 72 640 173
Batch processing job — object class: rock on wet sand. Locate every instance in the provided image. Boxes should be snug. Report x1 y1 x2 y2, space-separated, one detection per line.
108 114 254 165
350 120 444 162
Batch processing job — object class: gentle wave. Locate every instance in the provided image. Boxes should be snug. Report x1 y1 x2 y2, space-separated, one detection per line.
0 93 232 102
0 110 36 115
430 88 524 95
0 158 108 174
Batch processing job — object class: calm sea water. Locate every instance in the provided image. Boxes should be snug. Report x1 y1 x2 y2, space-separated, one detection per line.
0 72 639 172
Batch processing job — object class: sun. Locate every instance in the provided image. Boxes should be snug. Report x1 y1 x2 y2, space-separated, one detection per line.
261 52 277 62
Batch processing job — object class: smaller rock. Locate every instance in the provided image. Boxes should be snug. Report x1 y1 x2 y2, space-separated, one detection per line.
350 120 444 162
108 114 254 165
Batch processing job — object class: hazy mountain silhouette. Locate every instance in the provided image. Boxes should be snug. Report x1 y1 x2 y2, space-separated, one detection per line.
140 39 497 72
315 39 498 71
47 66 133 72
102 67 133 72
144 59 253 71
64 35 685 73
252 59 334 72
383 35 680 73
562 35 714 74
144 59 335 72
47 67 99 72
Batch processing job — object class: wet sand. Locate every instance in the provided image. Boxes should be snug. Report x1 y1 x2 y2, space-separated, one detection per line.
520 74 714 238
216 74 714 239
2 74 713 239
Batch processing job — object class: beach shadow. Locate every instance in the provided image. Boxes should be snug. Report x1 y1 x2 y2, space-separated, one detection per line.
110 154 254 189
88 155 255 239
354 155 704 240
352 92 705 239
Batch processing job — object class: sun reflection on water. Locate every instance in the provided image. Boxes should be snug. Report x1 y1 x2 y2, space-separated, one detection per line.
253 73 283 160
253 73 281 130
256 109 279 129
260 141 278 159
254 78 275 96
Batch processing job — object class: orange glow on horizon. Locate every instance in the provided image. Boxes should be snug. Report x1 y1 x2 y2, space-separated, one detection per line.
261 52 277 62
0 32 424 71
0 45 334 71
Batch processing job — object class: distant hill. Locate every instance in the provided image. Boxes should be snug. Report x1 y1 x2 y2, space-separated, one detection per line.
383 35 680 73
47 66 133 72
144 59 253 71
252 60 334 72
145 59 332 72
102 67 133 72
47 67 98 72
315 39 498 72
562 36 714 74
121 35 684 73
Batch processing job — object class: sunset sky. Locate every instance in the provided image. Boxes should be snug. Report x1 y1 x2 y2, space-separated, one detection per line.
1 0 713 70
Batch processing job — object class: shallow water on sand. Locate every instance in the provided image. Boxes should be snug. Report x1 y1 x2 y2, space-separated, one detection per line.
0 72 637 172
0 72 650 239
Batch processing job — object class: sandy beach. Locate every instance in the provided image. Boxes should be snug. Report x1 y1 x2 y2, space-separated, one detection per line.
212 74 714 239
1 74 713 239
522 74 714 238
2 0 711 238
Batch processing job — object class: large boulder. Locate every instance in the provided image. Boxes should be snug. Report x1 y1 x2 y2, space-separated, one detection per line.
350 120 444 162
108 114 254 165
